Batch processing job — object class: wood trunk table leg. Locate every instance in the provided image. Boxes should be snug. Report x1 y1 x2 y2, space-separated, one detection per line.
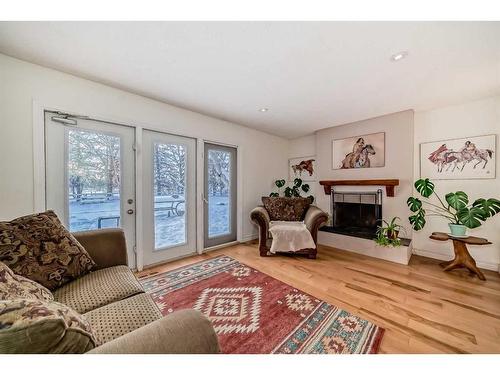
450 240 486 281
439 259 455 268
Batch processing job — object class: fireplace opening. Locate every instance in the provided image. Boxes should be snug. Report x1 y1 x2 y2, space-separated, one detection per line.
320 190 382 240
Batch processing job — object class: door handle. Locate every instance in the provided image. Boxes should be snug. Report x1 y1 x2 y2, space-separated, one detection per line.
202 195 208 204
127 209 134 214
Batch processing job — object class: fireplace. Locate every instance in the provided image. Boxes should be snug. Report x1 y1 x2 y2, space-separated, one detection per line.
322 189 382 240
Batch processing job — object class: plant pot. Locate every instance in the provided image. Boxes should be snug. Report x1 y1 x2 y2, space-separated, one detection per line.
449 223 467 237
387 230 399 240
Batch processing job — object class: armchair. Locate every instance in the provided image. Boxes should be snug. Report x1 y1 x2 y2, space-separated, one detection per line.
250 203 328 258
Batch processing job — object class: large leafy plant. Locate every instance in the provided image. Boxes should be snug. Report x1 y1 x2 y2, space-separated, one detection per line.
270 178 314 202
407 178 500 230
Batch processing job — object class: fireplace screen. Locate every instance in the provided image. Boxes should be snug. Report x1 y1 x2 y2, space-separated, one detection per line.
331 190 382 239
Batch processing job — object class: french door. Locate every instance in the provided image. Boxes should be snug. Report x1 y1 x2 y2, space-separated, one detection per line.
204 143 237 248
142 130 197 266
44 111 137 268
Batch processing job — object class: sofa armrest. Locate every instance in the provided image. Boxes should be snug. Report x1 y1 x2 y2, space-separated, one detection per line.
304 205 328 244
250 206 271 256
73 228 128 270
87 309 220 354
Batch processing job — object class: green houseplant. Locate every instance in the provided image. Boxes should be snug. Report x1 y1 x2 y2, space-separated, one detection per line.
270 178 314 202
375 217 404 247
407 178 500 236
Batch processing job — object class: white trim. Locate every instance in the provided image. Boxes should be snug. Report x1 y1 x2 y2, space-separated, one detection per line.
412 247 499 271
202 240 240 253
134 127 144 271
196 138 204 254
32 100 46 212
240 233 258 243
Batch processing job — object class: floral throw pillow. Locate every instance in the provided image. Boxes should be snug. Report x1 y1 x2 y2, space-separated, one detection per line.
261 197 312 221
0 210 96 291
0 261 54 301
0 299 97 353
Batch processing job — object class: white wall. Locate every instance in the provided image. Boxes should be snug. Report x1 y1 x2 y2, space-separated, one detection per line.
313 110 415 236
413 96 500 270
0 54 289 243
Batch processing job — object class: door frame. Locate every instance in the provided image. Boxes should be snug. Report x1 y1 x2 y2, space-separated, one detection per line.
203 142 238 248
33 100 243 270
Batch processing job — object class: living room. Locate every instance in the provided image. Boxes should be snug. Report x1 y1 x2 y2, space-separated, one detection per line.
1 1 500 373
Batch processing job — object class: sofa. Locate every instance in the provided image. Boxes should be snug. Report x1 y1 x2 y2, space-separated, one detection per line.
250 197 328 259
0 225 220 354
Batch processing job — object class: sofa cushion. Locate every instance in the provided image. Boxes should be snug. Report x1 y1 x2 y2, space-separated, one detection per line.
0 210 96 290
84 293 162 345
0 261 53 301
54 265 144 314
0 298 96 353
261 197 312 221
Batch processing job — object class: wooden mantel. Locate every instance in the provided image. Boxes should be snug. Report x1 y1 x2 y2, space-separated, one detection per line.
319 179 400 197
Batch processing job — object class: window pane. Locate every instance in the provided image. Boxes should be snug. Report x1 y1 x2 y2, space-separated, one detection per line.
153 142 187 249
207 149 231 237
67 129 121 232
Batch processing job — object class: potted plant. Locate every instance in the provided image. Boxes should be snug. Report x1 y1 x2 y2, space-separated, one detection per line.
407 178 500 236
374 217 404 247
270 178 314 202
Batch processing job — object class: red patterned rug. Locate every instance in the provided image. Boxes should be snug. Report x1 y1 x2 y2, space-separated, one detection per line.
139 255 384 354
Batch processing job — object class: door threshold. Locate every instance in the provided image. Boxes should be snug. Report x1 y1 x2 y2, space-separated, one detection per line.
203 240 239 253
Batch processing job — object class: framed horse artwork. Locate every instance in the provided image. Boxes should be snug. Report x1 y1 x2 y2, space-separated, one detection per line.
420 134 496 180
332 132 385 170
289 156 317 181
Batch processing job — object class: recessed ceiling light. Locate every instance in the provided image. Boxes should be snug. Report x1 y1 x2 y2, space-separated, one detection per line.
258 108 269 112
390 51 408 62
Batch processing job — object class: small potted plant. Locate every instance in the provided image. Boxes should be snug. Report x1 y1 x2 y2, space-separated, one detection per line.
374 217 404 247
407 178 500 236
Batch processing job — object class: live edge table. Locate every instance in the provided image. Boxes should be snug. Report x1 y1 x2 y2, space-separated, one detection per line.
430 232 491 281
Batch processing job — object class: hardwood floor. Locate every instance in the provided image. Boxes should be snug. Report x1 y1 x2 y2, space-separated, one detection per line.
137 242 500 354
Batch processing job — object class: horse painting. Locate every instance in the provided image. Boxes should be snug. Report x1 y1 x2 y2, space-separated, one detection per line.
428 141 494 173
341 144 376 169
290 158 316 180
420 134 496 180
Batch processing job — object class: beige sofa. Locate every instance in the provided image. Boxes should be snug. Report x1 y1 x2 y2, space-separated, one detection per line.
58 228 220 354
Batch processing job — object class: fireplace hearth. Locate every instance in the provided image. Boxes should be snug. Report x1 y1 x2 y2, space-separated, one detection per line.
320 189 382 240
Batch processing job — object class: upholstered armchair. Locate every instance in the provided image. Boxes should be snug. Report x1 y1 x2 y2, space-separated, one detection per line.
250 198 328 258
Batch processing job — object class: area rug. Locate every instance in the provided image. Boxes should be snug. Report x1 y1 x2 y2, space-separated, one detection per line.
139 255 384 354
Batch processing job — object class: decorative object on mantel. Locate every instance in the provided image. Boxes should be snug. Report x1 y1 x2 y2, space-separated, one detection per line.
429 232 491 281
407 178 500 236
270 178 314 202
289 156 316 181
332 132 385 169
420 134 496 180
319 179 399 197
374 217 405 247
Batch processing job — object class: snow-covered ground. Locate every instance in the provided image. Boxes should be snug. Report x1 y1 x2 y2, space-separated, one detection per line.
69 195 230 249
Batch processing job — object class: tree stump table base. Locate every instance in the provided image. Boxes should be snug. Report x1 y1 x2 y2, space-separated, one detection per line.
430 232 491 281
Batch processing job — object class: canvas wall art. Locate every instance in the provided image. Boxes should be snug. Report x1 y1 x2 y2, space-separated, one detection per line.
420 134 496 180
332 132 385 169
289 156 316 181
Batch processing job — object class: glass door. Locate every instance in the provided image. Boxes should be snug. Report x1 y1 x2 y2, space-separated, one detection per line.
45 111 137 268
142 130 196 266
204 143 237 248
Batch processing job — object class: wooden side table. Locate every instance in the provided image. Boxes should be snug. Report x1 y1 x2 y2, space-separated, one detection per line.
430 232 491 281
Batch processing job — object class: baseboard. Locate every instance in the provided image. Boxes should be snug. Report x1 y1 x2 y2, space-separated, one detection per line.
412 247 499 271
240 233 258 243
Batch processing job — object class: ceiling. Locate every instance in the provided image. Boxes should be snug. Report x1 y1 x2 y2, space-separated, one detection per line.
0 22 499 138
